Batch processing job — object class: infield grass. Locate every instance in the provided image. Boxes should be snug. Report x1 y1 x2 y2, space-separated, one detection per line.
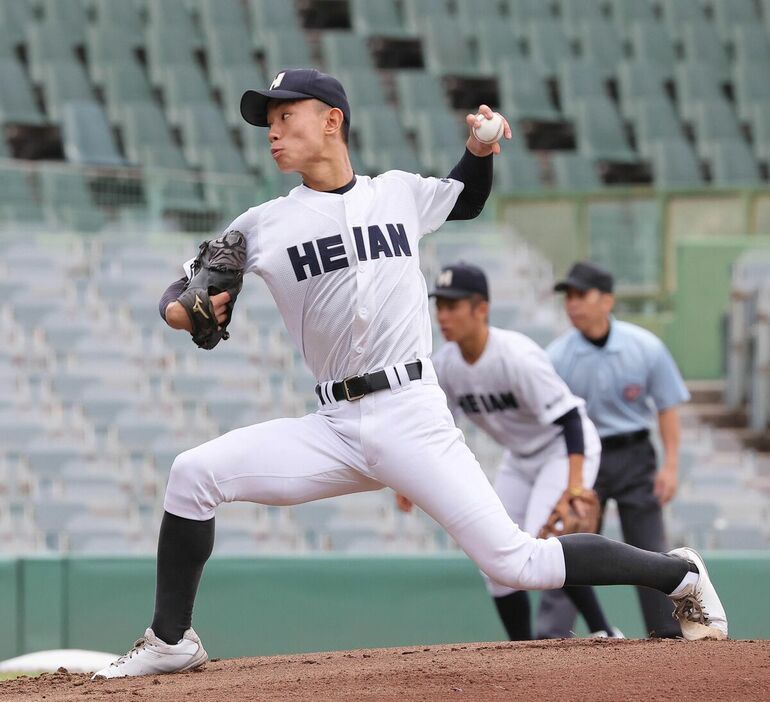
0 671 40 681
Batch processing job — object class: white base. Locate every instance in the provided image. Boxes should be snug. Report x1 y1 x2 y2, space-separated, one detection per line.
0 650 118 674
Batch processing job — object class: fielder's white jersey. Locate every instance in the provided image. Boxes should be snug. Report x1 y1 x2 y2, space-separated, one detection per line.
432 327 597 458
212 172 463 382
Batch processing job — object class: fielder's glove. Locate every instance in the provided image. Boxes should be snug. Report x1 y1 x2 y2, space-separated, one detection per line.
176 229 247 350
538 488 601 538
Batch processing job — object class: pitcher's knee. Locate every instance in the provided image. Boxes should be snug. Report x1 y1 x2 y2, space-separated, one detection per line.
483 538 567 592
163 448 222 520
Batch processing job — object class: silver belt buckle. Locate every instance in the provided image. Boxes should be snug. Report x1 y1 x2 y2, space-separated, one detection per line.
342 375 365 401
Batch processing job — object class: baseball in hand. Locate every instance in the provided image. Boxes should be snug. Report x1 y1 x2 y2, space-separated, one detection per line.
472 112 505 145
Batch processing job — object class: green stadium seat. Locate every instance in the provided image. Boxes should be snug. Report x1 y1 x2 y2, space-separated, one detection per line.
205 26 257 90
40 0 88 46
146 0 200 44
394 71 451 130
85 26 143 88
204 176 262 217
40 169 105 232
92 0 143 35
0 0 34 45
0 166 37 206
160 64 215 128
559 62 608 115
456 0 504 24
119 104 177 157
607 0 656 32
616 61 667 118
350 0 412 37
219 65 266 133
689 100 744 157
26 23 79 84
145 168 207 213
675 64 725 120
493 149 543 193
628 21 678 80
680 23 730 82
197 0 249 32
101 63 154 123
474 19 527 73
422 17 483 76
0 59 46 125
570 97 638 162
659 0 707 40
401 0 449 32
249 0 302 49
525 19 573 78
321 32 376 73
42 63 97 123
498 57 560 122
711 0 759 39
356 106 417 173
335 69 388 110
61 101 125 166
179 104 235 167
732 26 770 66
263 29 314 79
145 28 197 87
508 0 554 24
415 111 467 173
551 153 602 190
558 0 606 27
199 143 250 176
733 63 770 120
708 139 762 186
631 98 687 157
573 20 625 72
0 25 18 59
747 104 770 162
130 144 188 170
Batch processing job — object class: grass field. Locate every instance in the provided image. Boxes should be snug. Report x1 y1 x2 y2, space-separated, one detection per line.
0 672 38 681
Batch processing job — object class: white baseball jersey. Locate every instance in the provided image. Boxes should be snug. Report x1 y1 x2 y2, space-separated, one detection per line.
218 172 463 382
432 327 597 458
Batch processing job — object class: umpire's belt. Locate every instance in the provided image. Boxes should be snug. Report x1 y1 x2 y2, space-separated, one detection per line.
316 360 423 404
600 428 650 450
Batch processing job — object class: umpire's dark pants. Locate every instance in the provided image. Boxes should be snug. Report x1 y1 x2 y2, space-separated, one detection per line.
535 435 681 638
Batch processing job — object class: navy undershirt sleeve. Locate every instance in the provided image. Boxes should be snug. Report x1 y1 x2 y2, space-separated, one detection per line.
553 406 585 455
159 276 189 321
446 148 493 221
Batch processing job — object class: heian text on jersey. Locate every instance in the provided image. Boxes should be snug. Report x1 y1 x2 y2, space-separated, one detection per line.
287 224 412 282
458 391 519 414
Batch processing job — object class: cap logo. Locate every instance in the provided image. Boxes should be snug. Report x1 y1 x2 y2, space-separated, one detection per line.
270 72 286 90
436 270 453 287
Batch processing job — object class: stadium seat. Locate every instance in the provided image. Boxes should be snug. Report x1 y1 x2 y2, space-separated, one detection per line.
40 169 105 232
79 386 147 430
249 0 302 49
262 29 314 79
708 139 762 186
101 63 155 123
401 0 449 32
0 0 35 46
40 0 88 46
199 143 250 176
145 28 198 87
61 101 126 167
711 0 759 39
394 71 451 130
86 27 144 88
649 139 704 188
357 106 422 173
455 0 504 24
474 20 527 73
569 97 638 163
733 63 770 121
627 22 678 80
524 19 573 78
747 104 770 162
0 59 46 125
659 0 708 39
219 64 267 133
689 100 744 157
607 0 656 33
558 62 609 115
675 64 726 121
350 0 412 37
198 0 249 33
558 0 605 25
159 64 216 128
26 22 79 83
552 153 602 191
422 16 483 76
321 31 376 73
179 104 235 167
334 69 388 110
732 25 770 66
616 61 668 118
498 57 560 122
508 0 554 24
493 149 543 193
146 0 200 44
41 63 96 123
680 23 730 82
631 98 688 157
415 111 467 173
573 20 625 72
205 26 257 91
92 0 143 36
119 104 177 157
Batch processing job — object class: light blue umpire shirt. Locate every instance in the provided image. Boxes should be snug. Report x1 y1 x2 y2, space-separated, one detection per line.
546 319 690 438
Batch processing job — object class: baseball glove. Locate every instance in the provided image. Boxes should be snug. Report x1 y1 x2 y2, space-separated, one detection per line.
538 489 601 538
177 229 247 350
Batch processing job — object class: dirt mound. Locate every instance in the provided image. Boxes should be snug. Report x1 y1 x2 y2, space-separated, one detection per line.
0 639 767 701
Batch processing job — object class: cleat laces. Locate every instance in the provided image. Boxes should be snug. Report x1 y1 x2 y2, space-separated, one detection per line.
673 593 709 625
111 638 147 668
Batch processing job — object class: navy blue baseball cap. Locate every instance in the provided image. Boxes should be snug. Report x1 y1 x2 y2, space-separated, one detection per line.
240 68 351 128
429 263 489 301
554 261 614 293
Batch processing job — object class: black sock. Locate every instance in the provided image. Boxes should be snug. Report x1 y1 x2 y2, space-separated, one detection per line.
493 591 532 640
559 533 694 594
562 586 612 634
150 511 215 644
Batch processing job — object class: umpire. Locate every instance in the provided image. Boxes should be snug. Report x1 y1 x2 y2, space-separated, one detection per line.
541 261 689 638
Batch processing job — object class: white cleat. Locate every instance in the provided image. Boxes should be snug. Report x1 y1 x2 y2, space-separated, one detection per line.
590 627 625 639
91 627 208 679
668 547 728 641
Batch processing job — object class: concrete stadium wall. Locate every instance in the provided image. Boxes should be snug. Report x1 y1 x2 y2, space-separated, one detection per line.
0 554 768 661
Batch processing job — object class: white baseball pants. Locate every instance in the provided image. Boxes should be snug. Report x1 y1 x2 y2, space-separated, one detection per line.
164 358 566 592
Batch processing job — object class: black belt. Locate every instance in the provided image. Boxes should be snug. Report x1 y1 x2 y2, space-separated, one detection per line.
316 360 423 404
600 429 650 450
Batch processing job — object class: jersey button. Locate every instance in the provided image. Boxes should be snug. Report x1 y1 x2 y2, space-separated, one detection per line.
359 307 368 317
355 345 364 354
357 264 365 273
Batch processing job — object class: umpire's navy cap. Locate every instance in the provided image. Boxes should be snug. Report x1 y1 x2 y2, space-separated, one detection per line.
240 68 351 128
554 261 614 293
429 262 489 301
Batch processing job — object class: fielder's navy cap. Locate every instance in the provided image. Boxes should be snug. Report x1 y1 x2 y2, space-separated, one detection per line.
240 68 351 128
429 262 489 301
554 261 614 293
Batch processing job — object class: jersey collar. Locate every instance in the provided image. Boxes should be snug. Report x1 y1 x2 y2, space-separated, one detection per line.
575 317 621 353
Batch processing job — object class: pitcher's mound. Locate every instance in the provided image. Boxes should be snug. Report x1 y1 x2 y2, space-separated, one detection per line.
1 638 767 701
